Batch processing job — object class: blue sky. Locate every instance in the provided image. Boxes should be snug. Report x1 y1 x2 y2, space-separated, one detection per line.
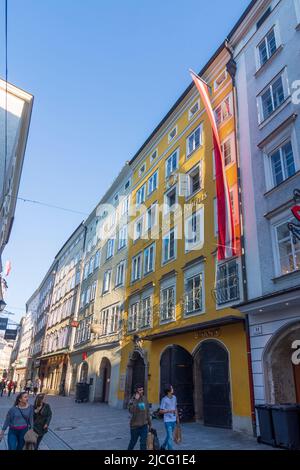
0 0 250 321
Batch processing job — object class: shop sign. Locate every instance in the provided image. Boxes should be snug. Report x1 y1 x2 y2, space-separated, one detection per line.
4 329 17 340
253 325 263 336
194 328 220 340
0 318 8 330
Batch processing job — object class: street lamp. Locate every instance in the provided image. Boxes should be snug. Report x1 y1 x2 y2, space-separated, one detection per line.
0 299 7 312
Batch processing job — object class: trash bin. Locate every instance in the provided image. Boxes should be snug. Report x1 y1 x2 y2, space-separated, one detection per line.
255 404 276 446
271 404 300 450
75 382 90 403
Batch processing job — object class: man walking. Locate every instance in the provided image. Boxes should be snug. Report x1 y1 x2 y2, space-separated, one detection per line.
128 384 151 450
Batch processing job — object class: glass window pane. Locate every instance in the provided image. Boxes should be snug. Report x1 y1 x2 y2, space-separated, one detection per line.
282 141 295 179
262 88 273 118
272 77 284 109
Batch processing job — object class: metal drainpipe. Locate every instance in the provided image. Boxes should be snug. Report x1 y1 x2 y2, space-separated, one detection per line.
225 40 257 437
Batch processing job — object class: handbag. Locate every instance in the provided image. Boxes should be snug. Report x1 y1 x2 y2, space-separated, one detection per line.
24 428 38 445
173 424 182 444
18 407 38 446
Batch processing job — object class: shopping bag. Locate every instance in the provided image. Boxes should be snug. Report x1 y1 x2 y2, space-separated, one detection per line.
147 431 154 450
173 424 182 444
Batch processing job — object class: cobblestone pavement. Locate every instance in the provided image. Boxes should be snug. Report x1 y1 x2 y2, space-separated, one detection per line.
0 394 276 450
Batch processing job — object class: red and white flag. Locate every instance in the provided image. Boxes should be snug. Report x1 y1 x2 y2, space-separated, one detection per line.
4 260 12 277
190 70 236 260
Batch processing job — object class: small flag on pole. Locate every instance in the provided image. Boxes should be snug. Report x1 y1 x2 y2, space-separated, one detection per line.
189 69 236 260
4 260 11 277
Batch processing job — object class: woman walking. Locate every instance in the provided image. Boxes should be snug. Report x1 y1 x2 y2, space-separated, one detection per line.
33 394 52 450
0 392 34 450
159 385 179 450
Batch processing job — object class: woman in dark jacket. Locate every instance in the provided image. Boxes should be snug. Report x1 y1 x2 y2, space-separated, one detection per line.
33 394 52 449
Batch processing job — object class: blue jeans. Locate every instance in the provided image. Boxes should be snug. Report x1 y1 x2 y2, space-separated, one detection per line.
7 427 28 450
128 424 148 450
162 421 176 450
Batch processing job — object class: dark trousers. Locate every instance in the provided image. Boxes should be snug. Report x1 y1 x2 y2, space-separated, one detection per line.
128 424 148 450
7 427 28 450
35 435 43 450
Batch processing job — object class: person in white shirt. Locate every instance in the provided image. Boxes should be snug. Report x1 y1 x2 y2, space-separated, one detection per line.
159 384 179 450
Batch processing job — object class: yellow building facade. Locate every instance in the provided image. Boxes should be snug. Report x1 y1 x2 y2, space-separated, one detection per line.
119 45 254 434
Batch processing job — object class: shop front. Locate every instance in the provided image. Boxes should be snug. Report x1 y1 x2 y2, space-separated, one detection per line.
39 352 69 395
120 318 253 434
69 341 121 407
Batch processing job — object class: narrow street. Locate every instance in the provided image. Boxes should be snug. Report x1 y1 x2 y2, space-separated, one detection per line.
0 395 275 450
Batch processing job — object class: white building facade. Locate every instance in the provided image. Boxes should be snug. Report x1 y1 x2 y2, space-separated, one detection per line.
229 0 300 409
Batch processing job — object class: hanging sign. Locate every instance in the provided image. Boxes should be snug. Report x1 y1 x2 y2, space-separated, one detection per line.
4 329 18 340
0 318 8 330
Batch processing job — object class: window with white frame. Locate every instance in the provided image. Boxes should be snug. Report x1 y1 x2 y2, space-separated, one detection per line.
115 260 125 286
216 260 240 305
88 256 94 275
185 208 204 252
258 27 277 67
121 195 130 215
100 309 110 336
259 72 287 122
140 296 152 329
146 204 157 231
162 229 176 263
136 184 146 205
90 281 97 301
118 225 128 250
144 243 155 275
139 163 146 177
128 302 139 332
85 286 91 305
80 291 85 309
164 186 177 213
188 100 200 120
106 239 114 259
165 150 179 178
269 140 296 187
110 304 120 334
184 273 203 315
214 69 227 91
131 253 142 282
186 164 202 198
168 126 177 142
94 250 100 269
83 263 89 280
275 219 300 275
221 134 235 167
103 270 111 294
134 216 144 241
215 94 233 126
186 125 202 157
148 170 158 195
160 286 175 323
150 149 158 163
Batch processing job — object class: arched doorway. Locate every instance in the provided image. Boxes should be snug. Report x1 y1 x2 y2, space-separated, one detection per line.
194 340 232 428
80 362 88 383
160 345 194 421
99 357 111 403
124 350 147 407
264 322 300 404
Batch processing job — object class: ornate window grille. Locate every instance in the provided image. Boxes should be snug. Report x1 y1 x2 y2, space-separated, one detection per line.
160 287 175 323
214 260 239 305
